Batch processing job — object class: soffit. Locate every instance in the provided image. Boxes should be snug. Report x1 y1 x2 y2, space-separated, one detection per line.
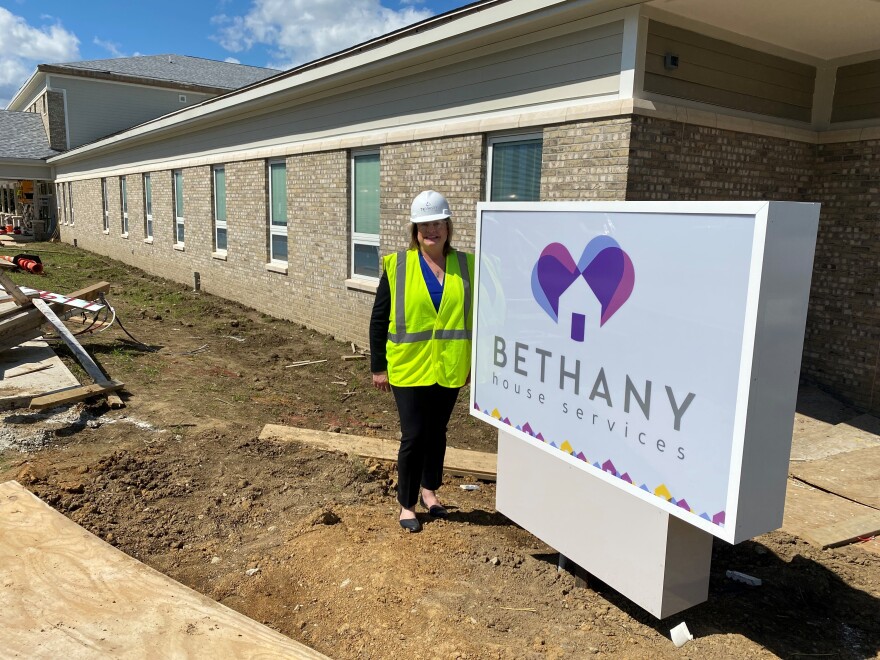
647 0 880 61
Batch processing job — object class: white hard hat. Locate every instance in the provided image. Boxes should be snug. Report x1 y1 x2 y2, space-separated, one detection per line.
410 190 452 223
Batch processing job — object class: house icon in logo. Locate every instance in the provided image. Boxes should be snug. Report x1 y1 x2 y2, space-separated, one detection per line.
531 236 635 341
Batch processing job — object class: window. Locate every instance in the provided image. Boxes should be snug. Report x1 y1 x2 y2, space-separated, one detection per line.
268 160 287 262
119 176 128 235
67 182 74 225
56 184 66 225
487 133 543 202
351 151 380 280
143 174 153 239
213 166 227 252
101 178 110 231
173 170 184 244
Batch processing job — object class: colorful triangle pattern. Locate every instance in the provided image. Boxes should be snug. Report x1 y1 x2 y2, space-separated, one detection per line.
475 400 725 527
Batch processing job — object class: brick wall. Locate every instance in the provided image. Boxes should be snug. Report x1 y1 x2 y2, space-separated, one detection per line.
380 135 484 255
806 139 880 411
47 91 67 150
542 118 632 200
626 116 814 201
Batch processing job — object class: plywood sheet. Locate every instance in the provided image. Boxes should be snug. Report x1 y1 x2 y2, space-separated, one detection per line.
261 424 497 481
0 481 328 660
790 445 880 509
782 479 880 548
790 416 880 462
0 340 80 399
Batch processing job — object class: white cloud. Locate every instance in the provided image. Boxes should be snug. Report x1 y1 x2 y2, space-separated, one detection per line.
212 0 433 70
0 7 79 107
93 37 126 59
224 56 242 64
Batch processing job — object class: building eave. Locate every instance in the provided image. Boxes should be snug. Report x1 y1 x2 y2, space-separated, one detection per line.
48 0 635 164
36 64 234 96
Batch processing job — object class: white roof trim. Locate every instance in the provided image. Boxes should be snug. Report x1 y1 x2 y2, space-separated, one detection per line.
49 0 634 163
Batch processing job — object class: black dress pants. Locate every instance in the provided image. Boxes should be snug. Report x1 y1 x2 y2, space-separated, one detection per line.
391 384 461 509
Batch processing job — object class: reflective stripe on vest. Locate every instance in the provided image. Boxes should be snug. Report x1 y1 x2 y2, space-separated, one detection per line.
388 249 472 343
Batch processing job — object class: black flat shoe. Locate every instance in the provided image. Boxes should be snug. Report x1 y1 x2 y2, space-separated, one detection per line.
419 495 449 519
399 510 421 533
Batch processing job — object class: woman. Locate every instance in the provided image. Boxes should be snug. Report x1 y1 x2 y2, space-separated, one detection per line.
370 190 475 532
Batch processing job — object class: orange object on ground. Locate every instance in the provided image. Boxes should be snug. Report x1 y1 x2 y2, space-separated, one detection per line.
0 254 43 274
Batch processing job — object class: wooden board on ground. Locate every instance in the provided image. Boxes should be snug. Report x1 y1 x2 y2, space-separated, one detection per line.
32 298 108 384
260 424 498 481
28 380 124 410
858 537 880 555
782 478 880 548
0 480 329 659
0 340 80 404
790 415 880 462
790 445 880 509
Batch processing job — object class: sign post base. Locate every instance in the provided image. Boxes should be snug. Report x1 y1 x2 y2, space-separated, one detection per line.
496 429 713 618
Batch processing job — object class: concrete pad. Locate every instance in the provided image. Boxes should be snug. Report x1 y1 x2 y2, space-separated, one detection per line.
0 480 329 659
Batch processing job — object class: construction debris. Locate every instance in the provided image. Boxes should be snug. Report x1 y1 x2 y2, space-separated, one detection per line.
1 274 123 410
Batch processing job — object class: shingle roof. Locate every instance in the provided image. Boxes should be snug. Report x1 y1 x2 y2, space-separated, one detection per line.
51 55 279 90
0 111 60 160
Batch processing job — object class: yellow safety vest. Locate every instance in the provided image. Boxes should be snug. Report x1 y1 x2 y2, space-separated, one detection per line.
384 248 474 388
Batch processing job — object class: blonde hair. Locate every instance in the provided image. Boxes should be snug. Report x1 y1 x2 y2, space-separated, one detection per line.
409 217 453 256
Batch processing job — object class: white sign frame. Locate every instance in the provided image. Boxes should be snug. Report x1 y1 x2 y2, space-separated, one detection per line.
471 201 819 544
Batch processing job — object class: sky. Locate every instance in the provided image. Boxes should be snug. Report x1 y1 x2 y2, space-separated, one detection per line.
0 0 475 107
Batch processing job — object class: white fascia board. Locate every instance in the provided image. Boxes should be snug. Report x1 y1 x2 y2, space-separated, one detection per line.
0 160 54 180
45 72 219 96
50 0 636 163
7 71 45 111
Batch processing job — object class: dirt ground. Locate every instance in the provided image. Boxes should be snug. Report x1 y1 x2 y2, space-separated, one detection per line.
1 243 879 659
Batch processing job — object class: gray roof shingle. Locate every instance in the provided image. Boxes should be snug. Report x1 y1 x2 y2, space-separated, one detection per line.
52 54 279 90
0 111 60 160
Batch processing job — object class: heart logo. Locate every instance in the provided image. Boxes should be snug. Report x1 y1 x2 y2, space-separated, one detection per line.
531 236 634 339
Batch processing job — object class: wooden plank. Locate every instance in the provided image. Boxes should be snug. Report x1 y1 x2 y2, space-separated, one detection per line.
790 416 880 462
29 380 124 410
106 392 125 409
0 481 329 659
782 478 880 548
790 445 880 510
32 298 108 384
0 270 32 306
260 424 498 481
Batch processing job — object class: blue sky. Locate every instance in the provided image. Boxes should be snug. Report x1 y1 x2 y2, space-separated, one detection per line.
0 0 474 106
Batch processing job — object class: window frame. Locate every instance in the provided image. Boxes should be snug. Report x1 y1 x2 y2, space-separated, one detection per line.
143 173 153 240
119 176 128 236
67 182 74 226
172 169 184 246
213 165 227 254
101 178 110 232
350 149 381 282
267 159 288 264
56 183 66 225
485 131 544 202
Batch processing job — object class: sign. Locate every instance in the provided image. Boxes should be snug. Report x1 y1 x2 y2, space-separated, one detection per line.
471 201 820 543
